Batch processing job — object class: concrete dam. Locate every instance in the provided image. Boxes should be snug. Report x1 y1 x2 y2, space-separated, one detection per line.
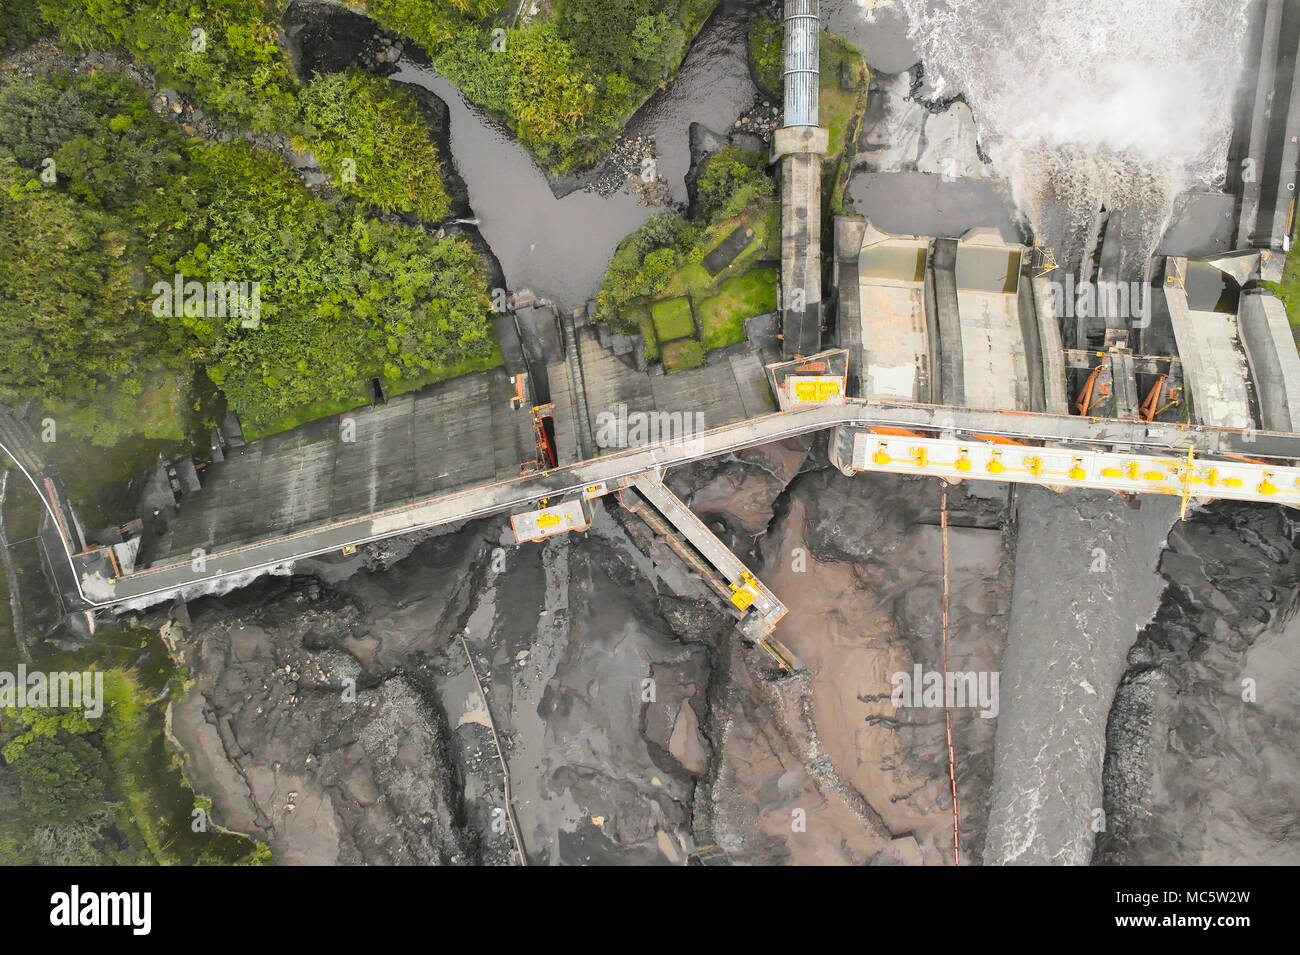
6 0 1300 667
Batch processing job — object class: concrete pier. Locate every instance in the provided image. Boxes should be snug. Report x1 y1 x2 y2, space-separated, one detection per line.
775 0 826 359
1231 0 1300 251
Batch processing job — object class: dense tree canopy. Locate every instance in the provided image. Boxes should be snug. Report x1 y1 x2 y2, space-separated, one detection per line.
364 0 714 171
28 1 455 220
0 70 496 437
183 142 494 419
596 147 773 320
296 69 452 222
0 157 154 404
0 0 51 53
1 707 107 827
37 0 298 131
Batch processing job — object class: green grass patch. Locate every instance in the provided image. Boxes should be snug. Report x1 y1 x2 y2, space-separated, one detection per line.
819 30 868 160
651 296 696 342
1262 245 1300 344
662 338 705 373
663 199 778 300
1258 272 1300 356
243 348 503 443
383 348 504 399
241 387 368 444
625 305 659 363
698 268 778 349
1261 224 1300 350
662 261 713 299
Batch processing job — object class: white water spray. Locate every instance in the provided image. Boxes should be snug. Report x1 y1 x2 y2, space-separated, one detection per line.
891 0 1251 275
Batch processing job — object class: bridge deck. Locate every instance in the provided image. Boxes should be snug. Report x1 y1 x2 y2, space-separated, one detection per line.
73 396 1300 610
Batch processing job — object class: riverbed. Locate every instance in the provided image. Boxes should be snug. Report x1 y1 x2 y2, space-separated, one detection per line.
390 0 766 308
6 0 1294 868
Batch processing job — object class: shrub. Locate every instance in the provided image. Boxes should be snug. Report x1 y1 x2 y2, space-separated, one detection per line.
296 70 451 221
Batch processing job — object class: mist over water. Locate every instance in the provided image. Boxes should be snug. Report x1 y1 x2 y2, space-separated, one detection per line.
892 0 1251 275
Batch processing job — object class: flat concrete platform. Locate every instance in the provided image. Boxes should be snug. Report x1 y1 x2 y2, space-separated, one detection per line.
849 221 931 401
779 151 823 358
837 219 1031 412
576 325 775 443
1163 257 1254 430
142 368 533 567
952 229 1030 412
1240 290 1300 432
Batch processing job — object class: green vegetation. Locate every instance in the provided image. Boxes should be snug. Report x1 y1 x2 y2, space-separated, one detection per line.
1263 268 1300 326
31 0 454 218
0 71 197 445
244 350 502 442
38 0 299 133
1262 232 1300 349
596 146 774 321
0 70 497 440
700 268 777 349
621 305 657 364
747 12 782 97
819 29 868 161
662 338 705 374
744 15 871 217
0 664 268 864
296 69 452 221
362 0 715 172
179 141 495 425
1 0 51 53
593 146 777 370
651 296 695 342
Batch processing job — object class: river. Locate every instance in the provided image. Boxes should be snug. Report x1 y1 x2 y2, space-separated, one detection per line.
391 0 766 308
6 0 1292 867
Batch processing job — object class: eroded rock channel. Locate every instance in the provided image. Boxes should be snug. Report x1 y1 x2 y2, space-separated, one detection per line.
158 436 1300 865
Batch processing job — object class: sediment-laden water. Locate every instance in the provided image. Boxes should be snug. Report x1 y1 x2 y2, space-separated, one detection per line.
4 0 1293 867
896 0 1251 276
392 0 763 308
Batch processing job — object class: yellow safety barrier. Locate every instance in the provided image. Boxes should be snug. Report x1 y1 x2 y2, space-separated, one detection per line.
793 379 843 402
858 436 1300 509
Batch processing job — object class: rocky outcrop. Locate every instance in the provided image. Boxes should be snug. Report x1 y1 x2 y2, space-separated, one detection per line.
165 503 735 864
1097 502 1300 865
166 571 477 864
694 447 1014 865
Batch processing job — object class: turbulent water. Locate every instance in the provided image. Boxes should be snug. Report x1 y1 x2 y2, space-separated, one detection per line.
894 0 1251 275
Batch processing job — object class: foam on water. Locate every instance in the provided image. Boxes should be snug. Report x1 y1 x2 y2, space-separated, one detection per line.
883 0 1251 274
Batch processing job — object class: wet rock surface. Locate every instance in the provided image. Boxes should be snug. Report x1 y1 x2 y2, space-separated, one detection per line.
167 505 732 864
167 438 1021 865
693 443 1013 864
158 440 1300 867
166 539 485 864
1097 503 1300 864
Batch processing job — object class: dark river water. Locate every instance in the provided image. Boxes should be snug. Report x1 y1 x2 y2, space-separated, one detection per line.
391 0 764 307
9 0 1280 866
390 0 921 307
821 0 919 73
